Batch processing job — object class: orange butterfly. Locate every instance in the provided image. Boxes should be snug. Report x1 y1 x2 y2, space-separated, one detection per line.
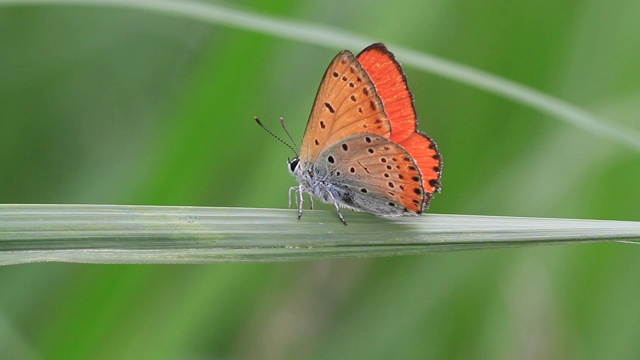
258 43 442 224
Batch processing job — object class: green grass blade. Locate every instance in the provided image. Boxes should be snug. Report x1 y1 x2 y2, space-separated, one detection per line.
1 204 638 265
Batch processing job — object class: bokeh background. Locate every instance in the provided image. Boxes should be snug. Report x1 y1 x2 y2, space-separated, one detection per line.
1 0 639 358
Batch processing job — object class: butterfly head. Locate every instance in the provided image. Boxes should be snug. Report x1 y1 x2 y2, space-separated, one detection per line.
254 116 303 175
287 157 300 174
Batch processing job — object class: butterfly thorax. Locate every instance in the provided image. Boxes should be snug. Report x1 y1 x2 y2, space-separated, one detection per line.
289 157 351 208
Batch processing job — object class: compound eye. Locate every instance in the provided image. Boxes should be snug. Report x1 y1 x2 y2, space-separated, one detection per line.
288 157 300 172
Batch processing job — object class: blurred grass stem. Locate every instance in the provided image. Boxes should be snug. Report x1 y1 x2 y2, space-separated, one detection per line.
0 0 639 151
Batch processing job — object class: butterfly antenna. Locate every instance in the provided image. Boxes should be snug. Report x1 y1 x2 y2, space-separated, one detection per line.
254 117 298 156
279 117 300 154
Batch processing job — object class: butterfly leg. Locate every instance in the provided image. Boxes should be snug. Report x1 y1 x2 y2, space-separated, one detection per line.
333 202 348 225
309 195 314 210
326 192 347 225
296 185 304 220
288 186 297 208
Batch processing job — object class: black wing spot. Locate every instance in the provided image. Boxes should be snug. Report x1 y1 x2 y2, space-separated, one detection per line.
324 102 335 113
429 179 439 187
320 120 326 129
370 100 378 111
428 142 437 149
408 165 416 171
386 165 393 170
433 166 441 172
403 156 411 162
349 82 355 88
380 157 387 163
350 95 357 102
414 188 423 195
412 176 420 182
398 174 404 179
365 136 372 143
327 155 335 164
384 173 390 178
349 167 356 173
341 75 348 81
358 107 364 114
332 71 339 78
335 171 341 176
388 182 395 188
389 202 396 207
360 188 368 193
363 87 370 96
356 76 362 82
367 148 374 154
342 143 348 151
432 154 441 160
349 66 356 73
314 139 319 146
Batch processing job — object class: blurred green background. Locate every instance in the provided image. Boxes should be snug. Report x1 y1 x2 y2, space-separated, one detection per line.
1 0 639 359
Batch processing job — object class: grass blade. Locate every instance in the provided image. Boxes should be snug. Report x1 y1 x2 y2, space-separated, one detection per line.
1 204 638 265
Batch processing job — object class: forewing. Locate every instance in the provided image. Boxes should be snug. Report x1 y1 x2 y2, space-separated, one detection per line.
357 43 417 143
300 50 392 164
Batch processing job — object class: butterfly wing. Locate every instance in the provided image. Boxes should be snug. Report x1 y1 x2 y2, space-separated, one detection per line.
357 43 442 195
357 43 417 142
315 133 427 215
299 50 392 165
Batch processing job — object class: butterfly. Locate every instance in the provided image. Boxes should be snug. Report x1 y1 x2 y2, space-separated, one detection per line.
257 43 442 224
